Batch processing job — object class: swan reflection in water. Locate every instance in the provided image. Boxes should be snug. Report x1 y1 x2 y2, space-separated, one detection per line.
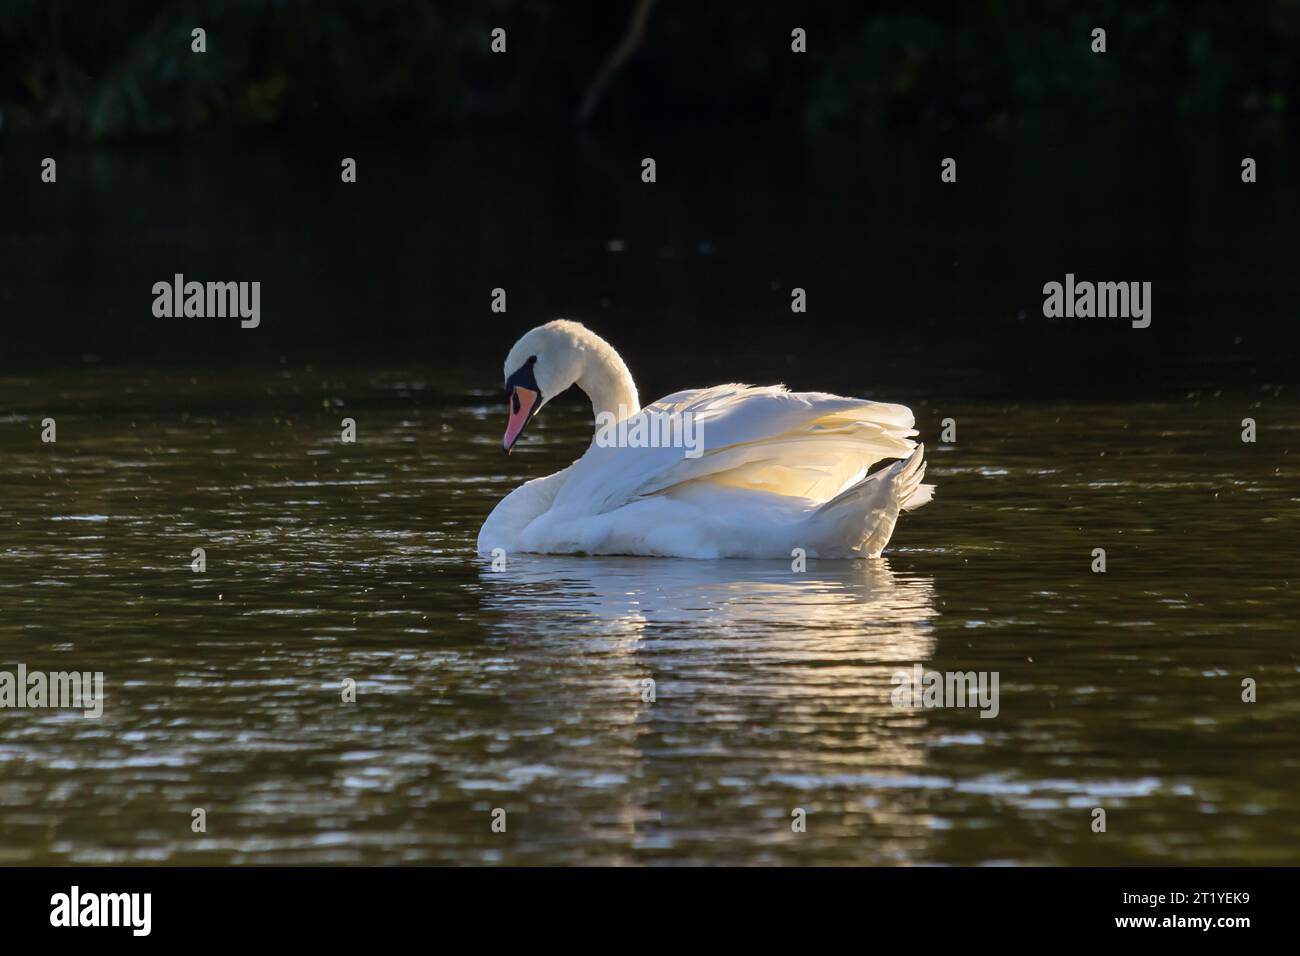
473 556 943 862
478 554 937 656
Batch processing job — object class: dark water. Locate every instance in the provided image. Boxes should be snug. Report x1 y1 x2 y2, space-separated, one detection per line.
3 125 1299 394
1 367 1297 864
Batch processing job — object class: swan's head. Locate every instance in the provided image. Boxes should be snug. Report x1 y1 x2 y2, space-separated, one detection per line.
499 320 591 453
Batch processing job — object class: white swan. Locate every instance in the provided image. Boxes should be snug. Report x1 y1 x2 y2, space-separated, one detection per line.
477 320 933 559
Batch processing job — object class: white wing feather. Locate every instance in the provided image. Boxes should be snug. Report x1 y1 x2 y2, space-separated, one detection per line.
548 384 919 516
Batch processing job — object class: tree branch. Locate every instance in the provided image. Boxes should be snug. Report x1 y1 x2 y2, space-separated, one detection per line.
576 0 656 126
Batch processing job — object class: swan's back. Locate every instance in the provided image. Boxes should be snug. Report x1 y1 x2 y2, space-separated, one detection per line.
550 384 921 515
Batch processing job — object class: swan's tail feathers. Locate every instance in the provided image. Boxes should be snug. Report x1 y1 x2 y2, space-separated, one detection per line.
807 444 932 558
901 446 935 511
902 482 935 511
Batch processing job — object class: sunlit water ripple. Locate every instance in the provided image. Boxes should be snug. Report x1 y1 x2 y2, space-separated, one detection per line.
1 369 1297 864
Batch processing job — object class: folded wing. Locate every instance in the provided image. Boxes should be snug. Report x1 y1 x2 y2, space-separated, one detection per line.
549 384 919 516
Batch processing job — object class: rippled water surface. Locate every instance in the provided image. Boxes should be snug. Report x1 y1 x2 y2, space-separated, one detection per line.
1 367 1298 864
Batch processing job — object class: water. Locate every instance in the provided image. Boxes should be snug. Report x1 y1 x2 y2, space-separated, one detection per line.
2 366 1297 864
3 123 1298 863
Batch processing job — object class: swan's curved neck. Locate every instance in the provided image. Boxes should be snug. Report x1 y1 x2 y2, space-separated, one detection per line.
576 342 639 421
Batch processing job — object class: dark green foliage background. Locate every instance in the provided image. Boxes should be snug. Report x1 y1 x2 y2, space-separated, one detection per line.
1 1 1296 139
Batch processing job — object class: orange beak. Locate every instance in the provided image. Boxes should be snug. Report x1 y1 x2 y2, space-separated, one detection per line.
503 386 539 453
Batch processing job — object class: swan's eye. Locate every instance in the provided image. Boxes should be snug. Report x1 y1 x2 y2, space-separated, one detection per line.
504 358 542 404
